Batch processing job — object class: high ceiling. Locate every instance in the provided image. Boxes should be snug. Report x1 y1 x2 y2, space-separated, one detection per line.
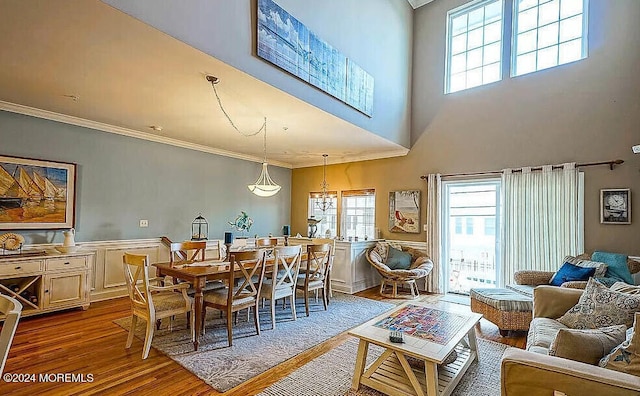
0 0 409 168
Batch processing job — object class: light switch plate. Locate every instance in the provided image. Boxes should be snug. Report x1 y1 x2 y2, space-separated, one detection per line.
632 144 640 154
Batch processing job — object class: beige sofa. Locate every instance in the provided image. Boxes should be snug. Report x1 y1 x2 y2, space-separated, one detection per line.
501 285 640 396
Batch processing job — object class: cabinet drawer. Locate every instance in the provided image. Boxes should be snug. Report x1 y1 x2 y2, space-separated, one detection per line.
0 260 43 276
46 257 87 271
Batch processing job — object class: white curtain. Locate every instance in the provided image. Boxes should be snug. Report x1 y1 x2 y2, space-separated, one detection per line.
425 173 443 293
500 163 582 286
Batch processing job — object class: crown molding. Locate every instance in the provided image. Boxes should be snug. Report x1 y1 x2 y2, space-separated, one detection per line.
293 148 409 168
0 100 293 169
406 0 436 9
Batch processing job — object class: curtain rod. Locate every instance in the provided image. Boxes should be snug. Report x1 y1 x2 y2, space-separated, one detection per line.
419 159 624 180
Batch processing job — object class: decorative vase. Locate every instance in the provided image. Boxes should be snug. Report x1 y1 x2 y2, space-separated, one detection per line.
63 228 76 247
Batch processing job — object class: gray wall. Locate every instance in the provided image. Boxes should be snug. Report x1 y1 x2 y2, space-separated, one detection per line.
102 0 414 147
0 111 291 244
292 0 640 256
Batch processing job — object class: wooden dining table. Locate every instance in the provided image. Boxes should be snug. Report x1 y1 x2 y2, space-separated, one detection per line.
153 251 311 351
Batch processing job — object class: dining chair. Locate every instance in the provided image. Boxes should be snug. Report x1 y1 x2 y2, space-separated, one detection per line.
169 241 206 266
201 249 267 346
260 245 302 329
123 252 194 359
256 237 279 248
296 243 332 316
0 294 22 376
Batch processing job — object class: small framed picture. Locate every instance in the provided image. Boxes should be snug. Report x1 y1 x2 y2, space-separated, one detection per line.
600 188 631 224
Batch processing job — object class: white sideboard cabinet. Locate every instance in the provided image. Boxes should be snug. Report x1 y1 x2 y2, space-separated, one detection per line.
0 251 94 318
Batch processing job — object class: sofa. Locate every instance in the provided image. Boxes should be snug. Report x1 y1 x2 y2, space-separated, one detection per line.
500 285 640 396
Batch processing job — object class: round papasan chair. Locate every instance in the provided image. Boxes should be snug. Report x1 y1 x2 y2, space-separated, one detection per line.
366 242 434 299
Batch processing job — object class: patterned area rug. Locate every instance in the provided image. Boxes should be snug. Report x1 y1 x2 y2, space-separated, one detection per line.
113 293 393 392
259 337 507 396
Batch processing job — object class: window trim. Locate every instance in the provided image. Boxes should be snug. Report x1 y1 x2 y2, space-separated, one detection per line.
510 0 589 78
444 0 505 94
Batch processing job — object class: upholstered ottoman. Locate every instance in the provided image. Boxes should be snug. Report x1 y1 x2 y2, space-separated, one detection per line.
470 288 533 336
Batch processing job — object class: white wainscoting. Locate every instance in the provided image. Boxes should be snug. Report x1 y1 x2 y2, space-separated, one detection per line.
23 238 224 302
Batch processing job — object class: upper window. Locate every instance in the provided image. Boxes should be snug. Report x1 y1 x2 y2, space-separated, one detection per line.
512 0 588 76
445 0 504 94
341 189 375 239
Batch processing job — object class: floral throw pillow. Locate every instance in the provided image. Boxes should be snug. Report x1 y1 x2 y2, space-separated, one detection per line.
557 278 640 329
599 312 640 376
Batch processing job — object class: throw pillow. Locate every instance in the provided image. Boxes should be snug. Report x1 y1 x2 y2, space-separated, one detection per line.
557 278 640 329
549 325 626 365
599 312 640 375
592 251 634 285
548 262 597 287
611 282 640 295
561 255 608 278
373 242 388 263
385 246 412 270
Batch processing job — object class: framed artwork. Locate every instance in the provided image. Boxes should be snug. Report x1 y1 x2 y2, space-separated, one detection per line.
600 188 631 224
256 0 373 116
389 190 421 233
0 155 76 229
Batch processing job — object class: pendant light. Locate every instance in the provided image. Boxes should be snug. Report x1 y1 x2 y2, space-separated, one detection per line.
248 118 281 197
206 75 281 197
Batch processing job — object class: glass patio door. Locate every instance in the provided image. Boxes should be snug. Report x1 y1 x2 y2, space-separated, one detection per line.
442 179 501 295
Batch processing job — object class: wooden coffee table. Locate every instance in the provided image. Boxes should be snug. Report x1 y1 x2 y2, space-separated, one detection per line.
349 301 482 396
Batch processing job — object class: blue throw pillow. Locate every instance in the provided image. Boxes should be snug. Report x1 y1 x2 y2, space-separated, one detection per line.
386 247 412 270
592 251 634 285
549 262 596 286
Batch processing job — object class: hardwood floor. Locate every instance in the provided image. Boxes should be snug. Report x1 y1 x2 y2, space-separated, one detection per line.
2 289 526 395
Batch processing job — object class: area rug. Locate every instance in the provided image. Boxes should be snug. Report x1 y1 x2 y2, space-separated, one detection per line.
114 293 393 392
259 337 507 396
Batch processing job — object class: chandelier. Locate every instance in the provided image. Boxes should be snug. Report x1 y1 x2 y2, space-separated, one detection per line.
206 75 281 197
315 154 334 212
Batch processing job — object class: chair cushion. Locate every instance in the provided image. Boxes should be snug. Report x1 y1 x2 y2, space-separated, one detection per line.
549 262 597 286
600 312 640 375
470 288 533 312
505 284 535 298
385 246 412 270
592 251 634 285
203 288 255 306
557 278 640 329
153 293 189 312
373 242 388 262
549 325 626 365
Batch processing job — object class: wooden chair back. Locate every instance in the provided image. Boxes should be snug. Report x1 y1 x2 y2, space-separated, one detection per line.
122 253 154 314
256 237 279 248
305 243 332 284
170 241 206 266
271 245 303 289
0 294 22 376
226 250 267 305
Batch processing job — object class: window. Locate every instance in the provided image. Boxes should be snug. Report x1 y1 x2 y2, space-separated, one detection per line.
308 192 338 238
455 217 463 234
484 216 495 235
341 189 375 239
512 0 588 76
445 0 504 93
465 217 474 234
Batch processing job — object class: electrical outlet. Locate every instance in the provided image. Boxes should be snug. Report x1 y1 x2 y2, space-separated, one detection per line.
633 144 640 154
139 219 149 228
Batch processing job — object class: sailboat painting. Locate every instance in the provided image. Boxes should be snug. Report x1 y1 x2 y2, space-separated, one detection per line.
0 155 75 229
